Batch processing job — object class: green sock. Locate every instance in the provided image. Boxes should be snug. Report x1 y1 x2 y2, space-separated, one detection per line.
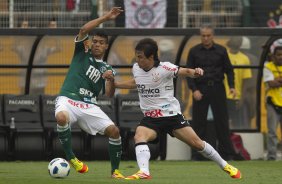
108 137 122 173
57 124 75 160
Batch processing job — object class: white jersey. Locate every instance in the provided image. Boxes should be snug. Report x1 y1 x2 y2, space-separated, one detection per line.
133 61 182 118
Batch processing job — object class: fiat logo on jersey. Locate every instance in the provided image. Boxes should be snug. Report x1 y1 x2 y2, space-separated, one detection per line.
152 72 160 82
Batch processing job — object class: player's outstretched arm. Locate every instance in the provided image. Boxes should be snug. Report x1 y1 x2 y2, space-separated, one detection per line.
114 78 137 89
78 7 123 40
177 67 204 78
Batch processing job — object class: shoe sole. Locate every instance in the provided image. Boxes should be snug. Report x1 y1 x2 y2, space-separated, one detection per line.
78 164 88 173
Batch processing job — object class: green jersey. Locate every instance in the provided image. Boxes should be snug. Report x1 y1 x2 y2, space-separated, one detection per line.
60 36 115 104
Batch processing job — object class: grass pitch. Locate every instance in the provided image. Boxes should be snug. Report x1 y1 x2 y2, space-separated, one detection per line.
0 160 281 184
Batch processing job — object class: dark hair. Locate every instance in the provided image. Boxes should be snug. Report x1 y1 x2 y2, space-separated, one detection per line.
49 17 57 22
92 31 108 43
135 38 160 67
273 46 282 55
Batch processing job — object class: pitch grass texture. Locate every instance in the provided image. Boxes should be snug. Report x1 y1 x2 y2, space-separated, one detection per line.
0 160 281 184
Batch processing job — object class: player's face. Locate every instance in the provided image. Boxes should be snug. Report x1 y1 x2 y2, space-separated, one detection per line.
273 49 282 65
91 36 108 59
135 50 154 71
200 28 214 48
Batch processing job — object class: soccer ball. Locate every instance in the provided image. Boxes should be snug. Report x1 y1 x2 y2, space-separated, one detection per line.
48 158 70 178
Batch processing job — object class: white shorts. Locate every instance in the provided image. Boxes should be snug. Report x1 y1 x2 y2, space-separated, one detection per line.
55 96 114 135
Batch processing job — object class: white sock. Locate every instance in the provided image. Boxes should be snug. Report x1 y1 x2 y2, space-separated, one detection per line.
135 143 151 175
198 141 227 169
57 123 70 132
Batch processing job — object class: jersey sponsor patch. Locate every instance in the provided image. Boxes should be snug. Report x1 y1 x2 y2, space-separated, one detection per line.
137 84 160 98
86 65 101 83
162 65 177 71
144 109 163 118
165 86 173 90
68 99 91 109
100 66 107 73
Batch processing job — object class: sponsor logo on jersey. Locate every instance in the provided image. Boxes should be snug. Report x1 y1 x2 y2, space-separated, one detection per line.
68 99 91 109
165 86 173 90
144 109 163 118
162 65 177 71
100 66 107 73
86 65 101 83
161 104 170 109
79 88 93 97
83 97 97 104
137 84 160 98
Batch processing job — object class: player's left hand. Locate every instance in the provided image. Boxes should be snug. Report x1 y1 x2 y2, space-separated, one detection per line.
194 68 204 77
102 70 114 81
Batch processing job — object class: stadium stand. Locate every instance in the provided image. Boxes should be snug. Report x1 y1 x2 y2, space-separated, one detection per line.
0 95 9 160
3 94 45 160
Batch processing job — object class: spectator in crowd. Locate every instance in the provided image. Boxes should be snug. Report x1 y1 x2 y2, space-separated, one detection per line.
48 18 57 28
186 24 236 161
263 45 282 160
21 20 29 28
225 37 252 129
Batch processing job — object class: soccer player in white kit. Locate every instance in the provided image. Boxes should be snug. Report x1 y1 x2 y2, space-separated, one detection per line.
115 38 241 180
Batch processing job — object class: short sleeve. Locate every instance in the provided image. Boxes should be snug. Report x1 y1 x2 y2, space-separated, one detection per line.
74 35 89 54
161 62 179 78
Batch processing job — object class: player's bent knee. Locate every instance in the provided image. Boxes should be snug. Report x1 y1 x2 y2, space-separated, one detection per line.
105 125 120 139
55 111 68 126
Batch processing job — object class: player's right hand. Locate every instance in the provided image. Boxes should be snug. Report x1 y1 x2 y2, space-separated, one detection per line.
105 7 123 20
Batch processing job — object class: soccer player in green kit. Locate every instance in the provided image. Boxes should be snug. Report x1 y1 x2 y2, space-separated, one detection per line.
55 7 124 179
